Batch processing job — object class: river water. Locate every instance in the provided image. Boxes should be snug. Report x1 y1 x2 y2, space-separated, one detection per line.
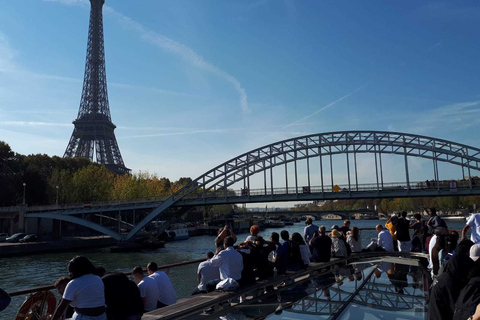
0 219 467 319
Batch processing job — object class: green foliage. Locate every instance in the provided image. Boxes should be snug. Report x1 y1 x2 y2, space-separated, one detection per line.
0 140 192 206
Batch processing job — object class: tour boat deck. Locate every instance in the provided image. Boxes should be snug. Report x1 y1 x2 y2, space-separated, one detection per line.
143 252 429 320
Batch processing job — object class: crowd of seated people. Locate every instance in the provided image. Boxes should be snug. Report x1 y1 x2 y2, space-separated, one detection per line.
49 208 479 319
51 256 177 320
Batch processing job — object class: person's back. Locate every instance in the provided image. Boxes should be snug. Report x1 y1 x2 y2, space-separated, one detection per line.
331 237 347 258
197 260 220 293
138 275 160 312
238 243 256 285
464 213 480 243
304 223 318 244
346 234 362 252
428 243 475 320
209 236 244 281
102 272 143 320
396 216 410 242
63 274 105 309
253 238 275 280
311 234 332 262
299 244 310 267
378 229 394 252
286 240 302 271
149 271 177 306
453 276 480 320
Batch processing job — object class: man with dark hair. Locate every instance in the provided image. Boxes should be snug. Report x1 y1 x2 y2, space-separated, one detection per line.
310 226 332 262
132 266 159 312
304 217 318 253
147 262 177 307
396 212 411 252
192 252 220 295
209 236 243 282
427 207 447 233
102 272 144 320
410 213 424 231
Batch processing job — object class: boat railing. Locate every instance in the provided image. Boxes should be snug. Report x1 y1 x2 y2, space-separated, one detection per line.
7 258 205 298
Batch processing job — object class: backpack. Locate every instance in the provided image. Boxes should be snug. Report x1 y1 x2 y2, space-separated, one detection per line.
453 277 480 320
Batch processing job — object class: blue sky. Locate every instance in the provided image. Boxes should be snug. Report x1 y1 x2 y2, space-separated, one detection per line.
1 0 480 187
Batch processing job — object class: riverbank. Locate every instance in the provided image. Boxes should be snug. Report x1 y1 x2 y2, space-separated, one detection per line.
0 236 116 257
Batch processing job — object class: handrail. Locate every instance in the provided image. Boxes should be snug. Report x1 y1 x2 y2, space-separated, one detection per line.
7 258 205 297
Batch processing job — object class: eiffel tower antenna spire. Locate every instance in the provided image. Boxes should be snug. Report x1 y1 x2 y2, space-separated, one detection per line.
64 0 129 175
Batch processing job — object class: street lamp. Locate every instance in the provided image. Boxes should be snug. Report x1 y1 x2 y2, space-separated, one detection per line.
56 185 59 205
22 183 26 205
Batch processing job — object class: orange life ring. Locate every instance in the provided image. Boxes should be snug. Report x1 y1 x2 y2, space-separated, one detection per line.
16 291 56 320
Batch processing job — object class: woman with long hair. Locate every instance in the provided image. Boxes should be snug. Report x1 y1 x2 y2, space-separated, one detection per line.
292 232 310 268
52 256 106 320
346 227 362 252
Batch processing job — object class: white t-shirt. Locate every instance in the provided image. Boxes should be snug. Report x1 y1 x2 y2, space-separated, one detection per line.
138 276 159 312
63 274 105 308
467 214 480 244
149 271 177 305
245 235 257 242
197 260 220 291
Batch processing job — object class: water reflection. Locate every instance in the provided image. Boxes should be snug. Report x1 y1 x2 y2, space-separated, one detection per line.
214 258 428 320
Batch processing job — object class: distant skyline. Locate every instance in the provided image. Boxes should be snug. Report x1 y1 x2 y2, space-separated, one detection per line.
1 0 480 184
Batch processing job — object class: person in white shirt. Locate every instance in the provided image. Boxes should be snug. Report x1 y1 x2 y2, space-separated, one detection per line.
51 256 106 320
192 251 220 295
146 262 177 308
346 227 362 253
132 266 160 312
209 236 243 281
463 213 480 243
376 225 394 252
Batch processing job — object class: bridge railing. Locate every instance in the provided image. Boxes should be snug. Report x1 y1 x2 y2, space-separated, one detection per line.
180 179 475 201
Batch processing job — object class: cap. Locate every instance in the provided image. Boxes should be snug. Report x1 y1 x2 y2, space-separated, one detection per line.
470 244 480 261
331 225 339 230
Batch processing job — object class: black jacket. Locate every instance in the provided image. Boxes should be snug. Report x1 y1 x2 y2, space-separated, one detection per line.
453 277 480 320
396 217 410 242
428 254 475 320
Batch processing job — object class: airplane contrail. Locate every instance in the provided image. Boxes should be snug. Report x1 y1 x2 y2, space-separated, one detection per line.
280 83 369 131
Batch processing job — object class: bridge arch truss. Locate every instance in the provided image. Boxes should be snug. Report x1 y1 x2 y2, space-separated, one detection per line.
126 131 480 240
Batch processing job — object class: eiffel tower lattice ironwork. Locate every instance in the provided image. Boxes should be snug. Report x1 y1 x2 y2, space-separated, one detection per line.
64 0 129 175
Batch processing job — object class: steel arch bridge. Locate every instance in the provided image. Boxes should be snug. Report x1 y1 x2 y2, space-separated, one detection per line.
26 131 480 240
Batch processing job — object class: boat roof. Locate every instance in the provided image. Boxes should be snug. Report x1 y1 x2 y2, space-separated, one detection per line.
212 257 428 320
142 253 429 320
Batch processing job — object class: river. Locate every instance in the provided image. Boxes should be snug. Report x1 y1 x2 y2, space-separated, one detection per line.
0 218 467 318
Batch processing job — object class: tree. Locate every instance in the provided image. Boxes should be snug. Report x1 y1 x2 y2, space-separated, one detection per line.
71 165 114 202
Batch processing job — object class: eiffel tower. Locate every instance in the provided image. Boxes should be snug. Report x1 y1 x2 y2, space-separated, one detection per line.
64 0 129 175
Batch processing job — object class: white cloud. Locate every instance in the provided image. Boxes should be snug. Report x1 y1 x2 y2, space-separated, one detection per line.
44 0 250 113
0 32 14 69
0 121 71 127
